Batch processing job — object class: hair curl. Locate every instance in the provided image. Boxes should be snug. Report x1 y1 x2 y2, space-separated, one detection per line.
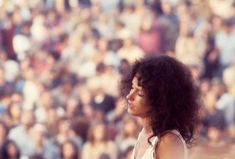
121 55 200 146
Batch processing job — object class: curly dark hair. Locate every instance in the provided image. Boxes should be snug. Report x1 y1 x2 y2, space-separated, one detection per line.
121 55 200 146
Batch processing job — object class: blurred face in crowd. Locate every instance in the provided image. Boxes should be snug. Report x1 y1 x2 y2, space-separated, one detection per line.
0 123 7 141
24 68 35 81
176 2 189 19
123 117 138 137
93 123 106 142
6 142 19 158
9 103 21 119
179 21 191 36
141 16 153 31
223 23 233 34
199 80 210 95
189 65 201 81
65 97 79 117
123 38 133 48
40 91 53 108
21 110 35 128
58 119 71 134
97 38 108 52
79 87 92 105
204 91 217 111
211 16 223 32
126 77 151 118
47 107 58 124
210 82 225 97
62 82 73 94
161 2 173 15
30 124 46 145
0 68 4 80
208 127 221 142
62 141 77 159
11 93 22 103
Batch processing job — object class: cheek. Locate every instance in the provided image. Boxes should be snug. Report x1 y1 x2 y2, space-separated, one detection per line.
129 97 151 114
139 98 152 112
137 97 149 108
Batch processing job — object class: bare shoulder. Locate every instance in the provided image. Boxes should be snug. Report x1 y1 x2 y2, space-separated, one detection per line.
155 132 185 159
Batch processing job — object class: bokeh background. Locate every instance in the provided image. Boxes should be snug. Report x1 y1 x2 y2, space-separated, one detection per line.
0 0 235 159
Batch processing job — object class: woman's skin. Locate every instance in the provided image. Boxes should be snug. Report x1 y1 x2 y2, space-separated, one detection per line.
126 77 184 159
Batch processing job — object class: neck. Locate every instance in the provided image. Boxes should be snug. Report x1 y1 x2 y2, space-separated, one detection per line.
23 125 30 132
93 140 105 146
36 140 43 148
139 117 152 135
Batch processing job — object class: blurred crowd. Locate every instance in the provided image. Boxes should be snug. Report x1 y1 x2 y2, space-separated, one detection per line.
0 0 235 159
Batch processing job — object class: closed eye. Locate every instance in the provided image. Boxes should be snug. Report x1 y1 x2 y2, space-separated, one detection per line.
131 85 145 97
138 92 144 97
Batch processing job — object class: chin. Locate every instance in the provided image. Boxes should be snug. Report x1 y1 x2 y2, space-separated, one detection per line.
127 108 134 115
127 109 149 118
127 109 138 117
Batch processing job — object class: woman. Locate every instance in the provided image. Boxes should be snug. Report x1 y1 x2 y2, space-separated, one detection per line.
121 55 200 159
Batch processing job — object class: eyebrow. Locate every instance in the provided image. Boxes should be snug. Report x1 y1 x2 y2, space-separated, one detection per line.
132 84 143 91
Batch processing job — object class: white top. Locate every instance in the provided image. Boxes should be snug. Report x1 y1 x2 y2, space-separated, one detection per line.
132 129 188 159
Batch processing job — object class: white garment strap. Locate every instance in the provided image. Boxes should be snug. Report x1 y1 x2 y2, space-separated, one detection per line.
151 136 159 148
132 129 188 159
170 130 188 159
152 130 188 159
132 129 144 159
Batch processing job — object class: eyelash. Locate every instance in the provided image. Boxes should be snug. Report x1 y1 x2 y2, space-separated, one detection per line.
138 93 144 97
131 87 144 97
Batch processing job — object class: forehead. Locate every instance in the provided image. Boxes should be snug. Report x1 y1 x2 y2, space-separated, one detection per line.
132 76 138 84
132 77 142 88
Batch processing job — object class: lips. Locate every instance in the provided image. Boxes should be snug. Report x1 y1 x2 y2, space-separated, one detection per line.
127 101 134 109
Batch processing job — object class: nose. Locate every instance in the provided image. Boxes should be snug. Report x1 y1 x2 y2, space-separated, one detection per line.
126 89 134 101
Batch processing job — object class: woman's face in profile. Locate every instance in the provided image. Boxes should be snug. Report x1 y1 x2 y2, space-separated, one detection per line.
126 77 151 117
